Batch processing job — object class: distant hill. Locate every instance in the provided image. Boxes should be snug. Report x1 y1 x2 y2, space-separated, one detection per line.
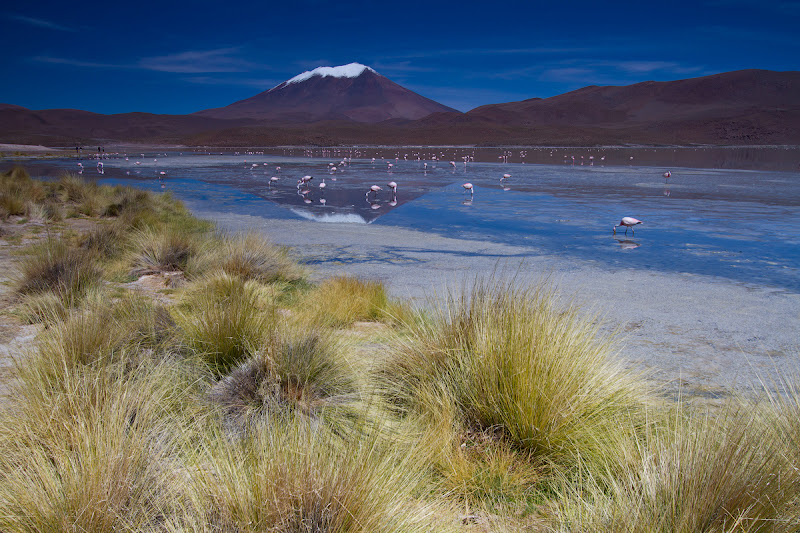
1 67 798 147
458 69 800 144
194 63 458 123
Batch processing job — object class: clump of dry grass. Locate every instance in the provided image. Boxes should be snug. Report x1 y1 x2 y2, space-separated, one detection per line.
179 420 456 532
102 186 152 218
0 362 193 532
196 231 308 284
175 272 275 374
379 278 650 471
211 329 362 433
15 239 102 305
21 302 128 387
0 166 45 219
109 292 182 356
79 222 127 259
129 225 201 277
551 401 800 532
294 275 400 328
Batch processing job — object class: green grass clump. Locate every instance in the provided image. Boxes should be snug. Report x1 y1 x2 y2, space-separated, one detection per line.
175 272 275 374
379 278 649 470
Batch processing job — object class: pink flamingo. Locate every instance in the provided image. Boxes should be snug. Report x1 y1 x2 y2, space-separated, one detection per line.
387 181 397 194
269 176 279 187
297 175 313 188
663 170 671 179
501 173 511 181
463 183 473 196
367 185 382 199
613 217 643 236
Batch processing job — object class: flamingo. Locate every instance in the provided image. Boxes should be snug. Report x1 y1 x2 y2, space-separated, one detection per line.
269 176 279 187
387 181 397 194
463 183 473 195
366 185 382 199
319 177 326 190
663 170 671 179
613 217 643 236
297 175 313 188
501 173 511 181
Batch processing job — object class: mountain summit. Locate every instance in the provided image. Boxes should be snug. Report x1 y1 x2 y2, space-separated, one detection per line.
274 63 377 88
194 63 458 123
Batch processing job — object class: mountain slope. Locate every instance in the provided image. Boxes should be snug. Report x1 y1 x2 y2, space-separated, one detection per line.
467 69 800 126
194 63 458 122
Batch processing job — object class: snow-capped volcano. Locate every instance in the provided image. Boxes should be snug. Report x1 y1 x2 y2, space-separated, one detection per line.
194 63 457 123
277 63 377 88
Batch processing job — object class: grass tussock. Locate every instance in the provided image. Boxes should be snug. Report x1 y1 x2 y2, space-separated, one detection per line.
379 278 650 469
0 362 192 532
0 167 45 219
129 225 202 276
15 239 102 304
198 231 308 284
295 275 399 327
175 272 276 374
211 329 361 432
551 402 800 532
179 420 455 532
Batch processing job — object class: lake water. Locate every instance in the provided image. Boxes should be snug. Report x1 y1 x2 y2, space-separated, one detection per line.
8 147 800 292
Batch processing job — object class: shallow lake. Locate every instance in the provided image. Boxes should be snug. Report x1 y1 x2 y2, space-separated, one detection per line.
8 146 800 292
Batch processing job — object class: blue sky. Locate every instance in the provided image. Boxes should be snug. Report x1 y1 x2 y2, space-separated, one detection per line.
1 0 798 114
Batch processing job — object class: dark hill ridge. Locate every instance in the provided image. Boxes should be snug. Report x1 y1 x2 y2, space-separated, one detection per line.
1 68 798 146
194 63 458 123
467 69 800 126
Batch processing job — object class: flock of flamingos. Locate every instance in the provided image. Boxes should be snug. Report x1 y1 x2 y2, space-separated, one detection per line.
75 151 674 236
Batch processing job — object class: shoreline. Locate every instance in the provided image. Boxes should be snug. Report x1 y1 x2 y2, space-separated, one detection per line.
192 206 800 398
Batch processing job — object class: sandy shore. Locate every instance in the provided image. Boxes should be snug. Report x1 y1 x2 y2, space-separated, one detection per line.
190 206 800 398
0 144 69 153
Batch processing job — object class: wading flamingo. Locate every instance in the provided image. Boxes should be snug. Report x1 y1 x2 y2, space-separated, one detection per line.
613 217 643 236
463 183 473 195
367 185 382 199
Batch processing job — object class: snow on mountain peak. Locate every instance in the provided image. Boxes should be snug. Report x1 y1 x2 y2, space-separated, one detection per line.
274 63 376 90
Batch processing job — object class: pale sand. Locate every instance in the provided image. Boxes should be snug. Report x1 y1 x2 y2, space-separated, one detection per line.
193 207 800 398
0 144 68 153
